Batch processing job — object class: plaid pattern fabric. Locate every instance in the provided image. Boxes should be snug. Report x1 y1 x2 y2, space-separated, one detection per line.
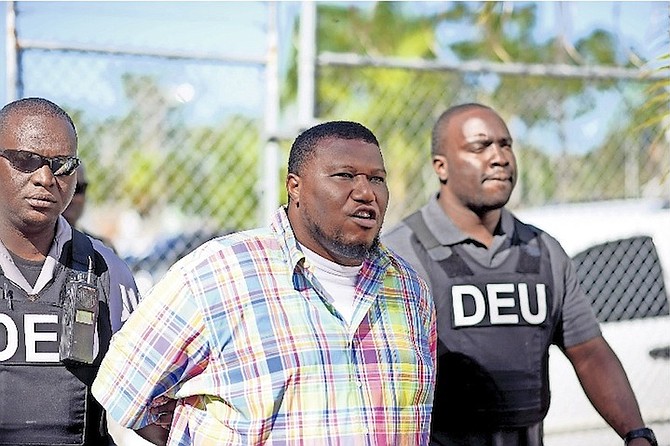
93 207 436 446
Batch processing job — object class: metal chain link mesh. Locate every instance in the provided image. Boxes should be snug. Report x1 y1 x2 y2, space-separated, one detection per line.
7 4 669 438
573 236 669 322
315 65 668 226
18 48 265 262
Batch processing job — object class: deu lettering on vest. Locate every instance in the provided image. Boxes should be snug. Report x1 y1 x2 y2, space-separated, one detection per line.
0 312 61 363
451 282 548 327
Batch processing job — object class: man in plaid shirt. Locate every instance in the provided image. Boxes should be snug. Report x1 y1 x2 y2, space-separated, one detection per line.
93 120 437 445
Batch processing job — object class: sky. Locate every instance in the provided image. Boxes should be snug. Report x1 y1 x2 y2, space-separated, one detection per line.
1 1 298 106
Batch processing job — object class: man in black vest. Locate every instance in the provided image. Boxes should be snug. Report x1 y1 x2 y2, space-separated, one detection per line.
382 103 657 446
0 97 142 445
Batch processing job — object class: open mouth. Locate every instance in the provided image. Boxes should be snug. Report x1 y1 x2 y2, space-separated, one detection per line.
351 209 377 228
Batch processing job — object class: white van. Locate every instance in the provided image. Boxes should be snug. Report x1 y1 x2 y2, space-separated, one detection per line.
516 198 670 446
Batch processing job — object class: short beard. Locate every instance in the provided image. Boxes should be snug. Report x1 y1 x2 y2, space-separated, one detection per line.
311 223 380 264
471 202 504 215
470 194 511 215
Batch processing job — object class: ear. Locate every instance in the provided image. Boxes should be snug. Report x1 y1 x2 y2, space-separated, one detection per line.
286 173 301 204
432 154 448 184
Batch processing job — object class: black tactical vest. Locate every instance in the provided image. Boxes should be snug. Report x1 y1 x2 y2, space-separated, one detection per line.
0 229 112 445
404 211 558 431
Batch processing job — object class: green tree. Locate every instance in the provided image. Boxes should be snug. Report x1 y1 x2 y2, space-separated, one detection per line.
283 3 468 221
282 1 660 214
76 74 262 231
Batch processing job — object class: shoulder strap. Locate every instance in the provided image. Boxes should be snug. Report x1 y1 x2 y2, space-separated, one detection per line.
403 210 473 277
404 210 441 251
71 228 94 273
512 218 542 274
70 229 109 304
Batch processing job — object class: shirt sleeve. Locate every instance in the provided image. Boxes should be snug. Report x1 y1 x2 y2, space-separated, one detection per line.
425 285 437 395
93 238 141 333
92 264 209 429
542 233 602 348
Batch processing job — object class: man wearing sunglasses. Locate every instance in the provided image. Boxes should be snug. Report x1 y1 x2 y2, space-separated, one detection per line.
0 97 143 445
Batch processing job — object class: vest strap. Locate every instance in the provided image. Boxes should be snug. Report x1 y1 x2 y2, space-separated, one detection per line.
404 211 473 276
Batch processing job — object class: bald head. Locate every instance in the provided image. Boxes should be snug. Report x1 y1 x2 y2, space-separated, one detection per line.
0 97 77 143
431 103 496 156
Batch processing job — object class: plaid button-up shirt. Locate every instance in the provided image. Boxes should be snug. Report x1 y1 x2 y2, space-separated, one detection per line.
93 207 436 445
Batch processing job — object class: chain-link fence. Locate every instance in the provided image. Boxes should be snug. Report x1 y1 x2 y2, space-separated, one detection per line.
7 1 668 258
4 2 670 442
6 1 280 269
314 57 669 225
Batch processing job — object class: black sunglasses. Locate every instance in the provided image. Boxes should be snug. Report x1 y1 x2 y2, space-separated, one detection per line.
75 182 89 194
0 148 80 177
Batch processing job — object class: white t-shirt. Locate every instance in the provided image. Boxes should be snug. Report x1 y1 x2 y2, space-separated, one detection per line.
300 244 361 325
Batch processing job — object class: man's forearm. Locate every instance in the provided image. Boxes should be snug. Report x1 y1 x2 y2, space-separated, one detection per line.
566 336 645 436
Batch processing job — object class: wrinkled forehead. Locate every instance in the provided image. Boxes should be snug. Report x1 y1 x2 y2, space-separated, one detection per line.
2 112 76 153
314 136 384 166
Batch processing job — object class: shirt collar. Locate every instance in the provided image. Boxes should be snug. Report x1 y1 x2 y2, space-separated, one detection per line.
270 206 306 272
424 193 515 246
0 215 73 293
270 206 389 273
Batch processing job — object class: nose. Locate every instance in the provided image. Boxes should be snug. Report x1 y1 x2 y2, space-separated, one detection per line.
351 175 375 202
490 143 510 166
33 164 57 187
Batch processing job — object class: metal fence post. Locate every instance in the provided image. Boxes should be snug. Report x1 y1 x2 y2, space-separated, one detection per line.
298 0 316 130
262 1 280 224
4 0 18 102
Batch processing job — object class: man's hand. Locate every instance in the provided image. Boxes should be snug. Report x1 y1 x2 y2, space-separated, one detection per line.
135 397 177 445
150 396 177 429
